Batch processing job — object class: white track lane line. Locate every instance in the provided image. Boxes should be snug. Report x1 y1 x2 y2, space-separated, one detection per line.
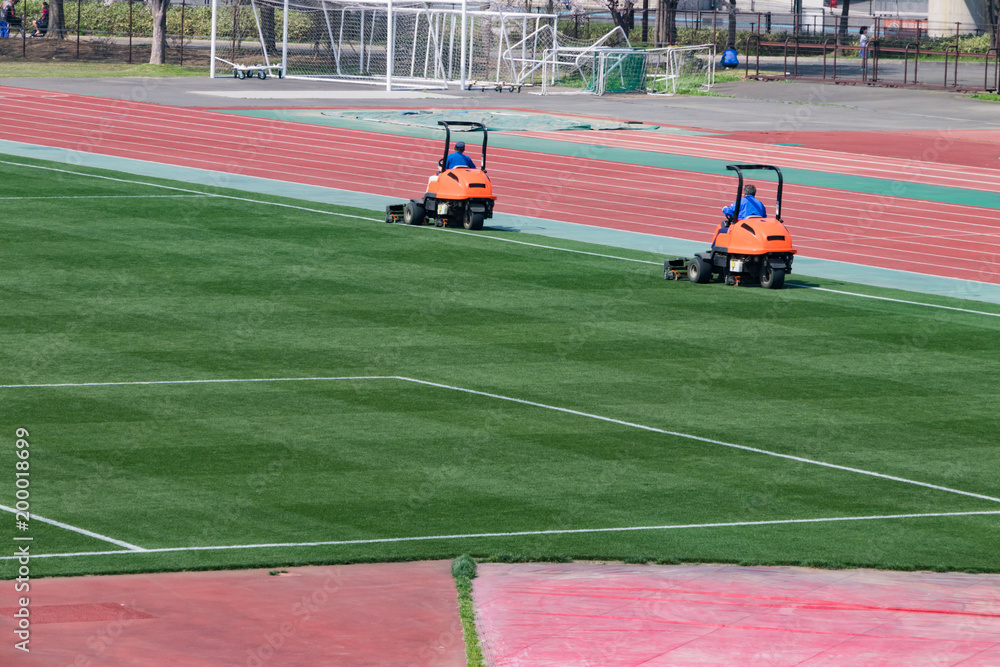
0 504 146 551
2 510 997 561
3 375 998 504
4 158 999 318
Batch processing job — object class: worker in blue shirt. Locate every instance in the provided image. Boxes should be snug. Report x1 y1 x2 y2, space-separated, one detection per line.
722 184 767 222
445 141 476 169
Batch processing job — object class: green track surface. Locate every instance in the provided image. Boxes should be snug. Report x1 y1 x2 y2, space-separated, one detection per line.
1 156 998 579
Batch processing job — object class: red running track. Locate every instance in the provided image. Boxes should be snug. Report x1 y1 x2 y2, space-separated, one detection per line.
474 563 1000 667
0 562 465 666
2 87 999 284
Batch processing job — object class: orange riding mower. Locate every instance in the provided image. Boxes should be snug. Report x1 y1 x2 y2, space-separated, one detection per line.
385 121 497 231
664 164 797 289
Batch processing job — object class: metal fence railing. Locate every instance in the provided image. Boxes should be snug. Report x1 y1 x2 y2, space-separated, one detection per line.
2 3 998 92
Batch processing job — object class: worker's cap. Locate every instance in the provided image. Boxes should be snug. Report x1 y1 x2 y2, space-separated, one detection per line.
455 141 466 152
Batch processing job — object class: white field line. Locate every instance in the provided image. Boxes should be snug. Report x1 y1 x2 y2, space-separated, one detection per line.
2 510 998 561
0 375 394 389
792 286 1000 317
0 159 376 222
4 375 999 505
397 377 1000 504
421 229 1000 318
0 504 146 551
5 195 212 200
4 159 999 320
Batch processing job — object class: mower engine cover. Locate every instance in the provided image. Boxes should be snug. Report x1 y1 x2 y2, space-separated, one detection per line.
428 167 495 202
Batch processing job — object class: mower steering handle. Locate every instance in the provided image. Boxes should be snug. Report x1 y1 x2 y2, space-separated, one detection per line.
438 121 489 173
725 164 783 224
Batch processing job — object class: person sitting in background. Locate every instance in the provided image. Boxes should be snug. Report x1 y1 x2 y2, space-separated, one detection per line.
445 141 476 169
722 184 767 223
720 47 739 69
29 2 48 37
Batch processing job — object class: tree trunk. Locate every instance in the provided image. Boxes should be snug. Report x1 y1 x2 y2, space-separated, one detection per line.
46 0 66 39
655 0 677 45
989 0 998 49
726 0 737 50
837 0 851 46
148 0 171 65
261 5 275 55
605 0 635 35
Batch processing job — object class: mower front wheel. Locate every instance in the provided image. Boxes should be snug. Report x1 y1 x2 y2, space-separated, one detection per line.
463 208 485 230
688 256 713 284
403 202 425 226
760 264 786 289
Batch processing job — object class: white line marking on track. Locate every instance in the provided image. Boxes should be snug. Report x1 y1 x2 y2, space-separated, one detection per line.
0 504 147 551
3 510 997 560
3 375 998 504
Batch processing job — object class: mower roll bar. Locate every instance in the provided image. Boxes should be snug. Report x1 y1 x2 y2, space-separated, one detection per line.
725 164 783 225
438 121 488 173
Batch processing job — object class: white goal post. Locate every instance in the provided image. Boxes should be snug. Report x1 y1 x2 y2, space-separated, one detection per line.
209 0 559 91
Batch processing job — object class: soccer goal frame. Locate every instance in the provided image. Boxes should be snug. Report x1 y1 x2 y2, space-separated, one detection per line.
646 44 716 96
209 0 558 91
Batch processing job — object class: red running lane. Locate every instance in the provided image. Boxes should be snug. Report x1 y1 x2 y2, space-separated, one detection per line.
0 562 465 666
474 563 1000 667
2 87 999 284
708 129 1000 170
508 129 1000 192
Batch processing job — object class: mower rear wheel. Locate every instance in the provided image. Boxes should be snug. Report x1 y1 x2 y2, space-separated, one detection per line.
688 256 712 284
760 264 786 289
403 202 425 226
463 208 485 230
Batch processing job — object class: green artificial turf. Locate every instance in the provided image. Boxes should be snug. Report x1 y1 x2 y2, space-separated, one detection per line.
1 156 999 580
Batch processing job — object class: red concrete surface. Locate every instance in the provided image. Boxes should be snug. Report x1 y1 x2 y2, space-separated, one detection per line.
2 87 999 283
708 130 1000 169
0 561 465 666
473 563 1000 667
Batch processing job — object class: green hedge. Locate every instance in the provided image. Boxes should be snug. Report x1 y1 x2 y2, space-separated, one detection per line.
61 3 314 41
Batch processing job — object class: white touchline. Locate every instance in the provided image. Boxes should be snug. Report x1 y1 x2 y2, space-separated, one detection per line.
4 157 999 319
410 225 663 265
2 511 998 561
0 159 376 222
4 195 211 200
0 504 146 551
2 375 998 505
0 375 394 389
792 286 1000 318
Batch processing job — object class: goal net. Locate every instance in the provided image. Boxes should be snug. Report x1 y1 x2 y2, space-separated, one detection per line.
646 44 716 96
209 0 559 90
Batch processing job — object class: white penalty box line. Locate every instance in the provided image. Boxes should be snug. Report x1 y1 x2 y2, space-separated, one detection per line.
1 374 998 559
3 511 999 561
